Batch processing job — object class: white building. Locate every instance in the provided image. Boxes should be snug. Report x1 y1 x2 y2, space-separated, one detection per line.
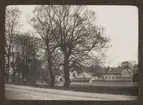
55 65 136 83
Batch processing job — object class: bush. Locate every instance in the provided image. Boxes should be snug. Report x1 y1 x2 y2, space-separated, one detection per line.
71 78 90 82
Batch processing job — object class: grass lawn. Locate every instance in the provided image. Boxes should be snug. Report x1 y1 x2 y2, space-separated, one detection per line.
33 81 138 96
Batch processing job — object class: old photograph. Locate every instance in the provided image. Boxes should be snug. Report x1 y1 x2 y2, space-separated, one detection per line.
5 5 138 100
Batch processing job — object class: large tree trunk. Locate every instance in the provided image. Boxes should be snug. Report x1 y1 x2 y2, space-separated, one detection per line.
6 44 11 83
63 51 70 88
11 62 16 83
46 45 55 87
17 71 20 84
47 54 55 87
6 56 10 83
12 70 16 83
22 72 25 84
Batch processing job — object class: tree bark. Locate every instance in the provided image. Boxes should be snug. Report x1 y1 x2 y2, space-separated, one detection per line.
63 51 70 88
6 42 12 83
17 71 20 84
46 45 55 87
12 70 16 83
6 55 10 83
11 62 16 83
48 55 55 87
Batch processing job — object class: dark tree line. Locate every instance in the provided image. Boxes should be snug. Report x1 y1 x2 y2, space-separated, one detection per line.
5 5 109 88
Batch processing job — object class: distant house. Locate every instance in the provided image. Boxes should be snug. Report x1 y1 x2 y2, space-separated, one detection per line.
55 64 136 83
70 65 135 82
121 68 133 77
70 65 92 80
92 67 123 81
93 67 134 81
55 65 92 82
55 75 64 82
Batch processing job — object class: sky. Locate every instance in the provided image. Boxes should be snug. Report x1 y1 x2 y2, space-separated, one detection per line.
7 5 138 67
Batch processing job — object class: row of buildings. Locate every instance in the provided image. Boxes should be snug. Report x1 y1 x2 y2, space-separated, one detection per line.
56 64 138 83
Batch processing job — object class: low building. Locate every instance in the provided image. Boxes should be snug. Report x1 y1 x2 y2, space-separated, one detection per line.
70 65 92 81
70 65 135 82
92 67 133 82
55 65 136 83
55 75 64 82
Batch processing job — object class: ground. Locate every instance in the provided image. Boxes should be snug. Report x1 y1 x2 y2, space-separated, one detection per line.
5 84 137 100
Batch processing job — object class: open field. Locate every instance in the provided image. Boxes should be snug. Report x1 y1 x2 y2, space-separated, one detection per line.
35 81 138 96
5 84 137 100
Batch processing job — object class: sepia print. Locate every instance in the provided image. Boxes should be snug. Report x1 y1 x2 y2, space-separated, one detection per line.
5 5 138 100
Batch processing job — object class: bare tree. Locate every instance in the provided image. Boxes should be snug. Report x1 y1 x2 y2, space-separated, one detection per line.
29 5 109 88
5 7 21 82
51 5 109 88
12 33 40 84
29 6 59 87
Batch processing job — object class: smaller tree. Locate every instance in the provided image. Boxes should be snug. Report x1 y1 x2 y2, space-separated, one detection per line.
29 5 59 87
89 65 105 81
133 63 138 82
5 6 22 82
119 61 138 69
12 33 40 84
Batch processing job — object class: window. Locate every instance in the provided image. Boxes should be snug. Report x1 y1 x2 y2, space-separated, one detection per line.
73 73 76 77
60 78 63 81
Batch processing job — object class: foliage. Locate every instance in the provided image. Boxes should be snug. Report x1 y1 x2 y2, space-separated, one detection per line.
6 5 110 88
5 7 22 82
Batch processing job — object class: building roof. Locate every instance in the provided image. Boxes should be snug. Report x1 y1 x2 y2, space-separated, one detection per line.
76 65 124 75
98 67 123 75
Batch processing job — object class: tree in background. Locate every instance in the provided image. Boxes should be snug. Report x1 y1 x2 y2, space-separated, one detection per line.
5 7 22 82
119 61 138 69
12 33 40 84
29 5 109 88
29 6 59 87
132 63 138 82
118 61 138 82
